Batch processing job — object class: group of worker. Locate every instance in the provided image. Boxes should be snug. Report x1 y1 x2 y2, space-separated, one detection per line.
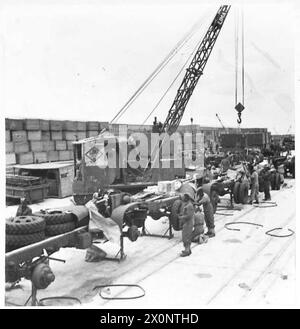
177 187 215 257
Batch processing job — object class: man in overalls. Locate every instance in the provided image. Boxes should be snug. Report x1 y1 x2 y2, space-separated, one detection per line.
196 188 215 238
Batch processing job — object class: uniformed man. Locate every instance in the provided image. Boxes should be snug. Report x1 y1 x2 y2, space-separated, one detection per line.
178 192 195 257
196 188 215 238
248 164 259 204
16 198 32 216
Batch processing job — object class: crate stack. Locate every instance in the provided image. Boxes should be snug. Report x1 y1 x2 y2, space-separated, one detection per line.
5 119 109 166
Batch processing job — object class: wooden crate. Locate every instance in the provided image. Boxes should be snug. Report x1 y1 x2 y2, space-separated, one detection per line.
12 130 27 142
58 150 73 161
33 152 48 163
58 163 74 198
6 130 11 142
76 131 86 140
87 130 99 137
50 131 63 140
6 184 49 204
67 141 74 150
5 119 24 131
64 121 77 131
42 141 55 151
28 130 42 141
87 121 99 130
30 141 44 152
25 119 40 130
50 120 63 131
14 142 30 154
6 142 14 154
6 154 16 165
76 121 86 131
48 151 59 162
55 140 67 151
63 131 77 141
40 119 50 131
16 152 34 165
41 131 51 140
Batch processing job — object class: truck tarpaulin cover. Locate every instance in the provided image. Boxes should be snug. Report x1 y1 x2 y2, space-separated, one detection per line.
85 200 121 245
84 139 109 168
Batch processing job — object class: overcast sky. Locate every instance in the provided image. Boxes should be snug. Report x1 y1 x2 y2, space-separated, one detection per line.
0 0 297 134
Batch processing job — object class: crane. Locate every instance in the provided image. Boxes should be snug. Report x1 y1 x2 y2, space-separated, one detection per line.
216 113 226 130
158 5 231 134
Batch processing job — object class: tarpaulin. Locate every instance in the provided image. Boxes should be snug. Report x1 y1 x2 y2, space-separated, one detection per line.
85 200 121 245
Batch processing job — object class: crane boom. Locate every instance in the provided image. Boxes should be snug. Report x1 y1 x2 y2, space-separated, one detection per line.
160 5 230 134
216 113 226 129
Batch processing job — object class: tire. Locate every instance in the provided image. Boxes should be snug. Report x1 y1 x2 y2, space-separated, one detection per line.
238 182 249 204
275 173 281 190
6 216 45 235
45 222 76 237
33 211 74 225
170 199 183 231
210 190 219 214
233 182 240 204
6 231 45 249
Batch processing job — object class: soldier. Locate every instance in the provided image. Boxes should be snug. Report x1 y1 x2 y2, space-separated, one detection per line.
178 192 195 257
196 188 215 238
248 164 259 204
261 166 272 201
16 198 32 216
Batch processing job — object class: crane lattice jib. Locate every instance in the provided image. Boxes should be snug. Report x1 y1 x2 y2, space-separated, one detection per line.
161 5 230 134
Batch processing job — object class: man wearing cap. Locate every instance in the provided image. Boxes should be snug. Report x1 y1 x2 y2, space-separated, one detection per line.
196 188 215 238
16 198 33 216
248 164 259 204
261 165 272 201
178 192 195 257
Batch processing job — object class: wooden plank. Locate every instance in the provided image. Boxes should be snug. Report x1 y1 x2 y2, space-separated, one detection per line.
12 130 27 142
6 153 16 165
6 142 14 154
55 140 67 151
5 119 24 131
33 152 48 163
16 152 34 165
30 141 44 152
14 142 30 153
27 130 42 141
50 131 63 140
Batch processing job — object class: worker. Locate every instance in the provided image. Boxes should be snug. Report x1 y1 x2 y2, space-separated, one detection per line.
220 154 231 173
178 192 195 257
196 188 215 238
261 165 271 201
16 198 32 216
248 164 259 204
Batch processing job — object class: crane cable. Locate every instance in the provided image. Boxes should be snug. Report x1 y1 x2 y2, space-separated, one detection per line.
109 11 212 124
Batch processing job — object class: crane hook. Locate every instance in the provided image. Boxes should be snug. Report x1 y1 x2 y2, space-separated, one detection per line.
237 112 242 124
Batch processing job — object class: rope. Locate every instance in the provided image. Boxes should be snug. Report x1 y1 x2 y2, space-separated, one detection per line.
225 221 263 231
38 296 81 306
241 6 245 105
93 284 145 300
265 228 295 238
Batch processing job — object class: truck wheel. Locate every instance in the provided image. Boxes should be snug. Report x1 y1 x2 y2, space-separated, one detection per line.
6 216 45 235
170 199 183 231
238 182 249 204
45 222 76 237
6 231 45 250
34 211 74 225
233 182 240 204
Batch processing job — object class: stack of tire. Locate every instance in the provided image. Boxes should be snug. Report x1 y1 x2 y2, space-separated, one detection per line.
6 216 46 252
33 210 76 237
233 180 249 204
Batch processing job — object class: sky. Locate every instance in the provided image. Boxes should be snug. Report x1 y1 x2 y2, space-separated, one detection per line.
0 0 297 134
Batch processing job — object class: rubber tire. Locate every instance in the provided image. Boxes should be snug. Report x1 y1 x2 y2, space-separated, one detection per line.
233 182 241 204
238 182 249 204
33 211 74 225
6 231 45 249
45 222 76 237
6 216 45 235
170 199 183 231
275 173 281 190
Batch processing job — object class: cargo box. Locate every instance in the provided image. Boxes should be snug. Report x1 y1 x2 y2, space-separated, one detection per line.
27 130 42 141
14 142 30 153
12 130 27 143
